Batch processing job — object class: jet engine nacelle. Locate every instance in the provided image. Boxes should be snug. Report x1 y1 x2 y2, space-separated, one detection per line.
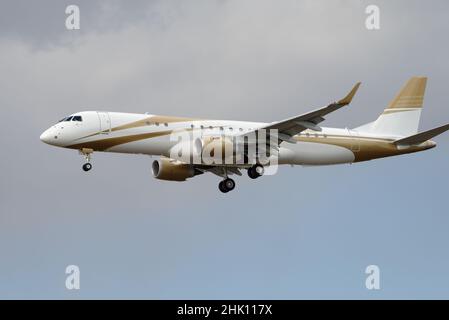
152 158 197 181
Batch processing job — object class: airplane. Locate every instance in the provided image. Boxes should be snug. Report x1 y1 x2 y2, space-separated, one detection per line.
40 76 449 193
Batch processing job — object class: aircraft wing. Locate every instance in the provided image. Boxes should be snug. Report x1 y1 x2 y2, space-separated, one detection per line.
240 82 361 144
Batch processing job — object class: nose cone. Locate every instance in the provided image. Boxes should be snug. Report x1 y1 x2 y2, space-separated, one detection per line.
40 128 53 145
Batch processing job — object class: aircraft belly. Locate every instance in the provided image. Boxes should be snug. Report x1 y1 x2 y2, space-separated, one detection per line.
279 141 355 165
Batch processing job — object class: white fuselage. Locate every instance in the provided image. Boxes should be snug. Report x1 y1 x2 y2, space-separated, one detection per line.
40 111 434 166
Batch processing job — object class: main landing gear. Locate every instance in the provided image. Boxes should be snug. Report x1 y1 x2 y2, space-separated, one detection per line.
218 164 264 193
80 148 93 172
247 164 264 179
218 178 235 193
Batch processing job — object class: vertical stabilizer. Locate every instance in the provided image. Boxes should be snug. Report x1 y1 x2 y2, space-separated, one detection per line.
355 77 427 137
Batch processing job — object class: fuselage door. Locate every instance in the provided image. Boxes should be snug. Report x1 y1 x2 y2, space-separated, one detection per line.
97 112 111 134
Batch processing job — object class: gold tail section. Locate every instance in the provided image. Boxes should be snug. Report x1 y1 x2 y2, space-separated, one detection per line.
385 76 427 111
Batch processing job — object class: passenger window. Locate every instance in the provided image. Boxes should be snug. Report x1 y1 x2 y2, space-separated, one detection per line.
164 123 168 127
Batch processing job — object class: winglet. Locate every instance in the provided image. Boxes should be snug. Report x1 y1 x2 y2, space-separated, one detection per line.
337 82 361 106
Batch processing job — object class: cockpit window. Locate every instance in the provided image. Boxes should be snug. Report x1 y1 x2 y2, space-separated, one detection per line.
58 115 82 123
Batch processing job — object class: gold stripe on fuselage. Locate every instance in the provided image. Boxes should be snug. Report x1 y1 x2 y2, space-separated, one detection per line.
67 130 172 151
68 124 434 162
296 135 433 162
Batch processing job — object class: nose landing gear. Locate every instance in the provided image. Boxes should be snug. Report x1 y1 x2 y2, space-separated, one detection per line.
80 148 94 172
218 178 235 193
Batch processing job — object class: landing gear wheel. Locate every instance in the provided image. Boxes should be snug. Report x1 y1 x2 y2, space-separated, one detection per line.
218 178 235 193
219 181 229 193
224 178 235 191
248 164 264 179
82 163 92 172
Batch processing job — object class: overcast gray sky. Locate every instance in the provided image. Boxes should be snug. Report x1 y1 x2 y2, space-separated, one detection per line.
1 0 449 299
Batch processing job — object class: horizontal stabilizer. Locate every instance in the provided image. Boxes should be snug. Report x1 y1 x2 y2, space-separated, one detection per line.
394 123 449 146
